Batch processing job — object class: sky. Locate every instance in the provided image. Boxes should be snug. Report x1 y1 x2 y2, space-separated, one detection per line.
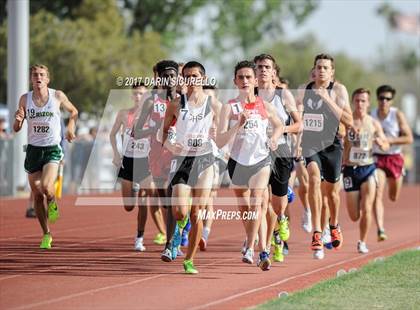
283 0 419 61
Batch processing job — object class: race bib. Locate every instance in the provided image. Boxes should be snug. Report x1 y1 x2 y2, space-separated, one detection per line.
185 133 207 151
32 122 50 136
153 101 166 117
129 138 150 157
303 113 324 132
231 102 243 115
349 147 371 164
343 176 353 190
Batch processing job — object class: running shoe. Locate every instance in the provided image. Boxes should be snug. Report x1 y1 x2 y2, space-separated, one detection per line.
279 216 290 241
199 237 207 251
378 229 388 242
330 225 343 249
273 242 284 262
257 251 271 271
321 227 333 250
134 237 146 252
40 233 52 249
183 259 198 274
357 241 369 254
177 246 184 257
26 207 36 218
241 239 247 255
283 241 289 255
311 231 323 251
313 249 324 260
161 247 172 262
301 207 312 233
242 248 254 264
47 200 59 224
153 233 166 245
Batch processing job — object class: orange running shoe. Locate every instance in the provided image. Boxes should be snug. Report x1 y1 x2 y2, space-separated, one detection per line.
311 232 323 251
330 225 343 249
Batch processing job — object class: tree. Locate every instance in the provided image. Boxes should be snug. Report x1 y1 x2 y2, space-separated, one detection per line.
0 0 166 112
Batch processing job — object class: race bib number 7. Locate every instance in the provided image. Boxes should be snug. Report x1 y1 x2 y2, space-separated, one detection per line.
303 113 324 132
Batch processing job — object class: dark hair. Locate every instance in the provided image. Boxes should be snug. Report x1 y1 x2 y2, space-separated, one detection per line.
352 88 370 100
156 60 179 76
376 85 396 98
279 77 289 86
253 53 277 65
182 61 206 76
314 53 335 69
234 60 256 77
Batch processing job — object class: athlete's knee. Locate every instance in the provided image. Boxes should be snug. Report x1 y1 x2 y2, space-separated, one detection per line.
308 175 321 189
40 181 55 198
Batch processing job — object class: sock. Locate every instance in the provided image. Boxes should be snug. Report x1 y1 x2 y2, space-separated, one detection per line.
277 214 286 222
202 227 210 240
329 224 337 230
137 230 144 238
177 215 188 230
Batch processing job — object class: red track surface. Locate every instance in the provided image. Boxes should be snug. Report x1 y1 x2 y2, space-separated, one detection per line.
0 185 419 310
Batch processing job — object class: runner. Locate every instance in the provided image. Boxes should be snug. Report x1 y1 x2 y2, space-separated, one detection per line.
13 64 78 249
298 54 353 259
134 60 180 261
343 88 389 253
254 54 302 263
371 85 413 241
217 60 284 271
162 61 222 274
110 82 152 252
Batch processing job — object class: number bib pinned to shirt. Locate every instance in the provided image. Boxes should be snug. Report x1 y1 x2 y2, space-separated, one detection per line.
32 122 50 136
349 147 370 164
303 113 324 132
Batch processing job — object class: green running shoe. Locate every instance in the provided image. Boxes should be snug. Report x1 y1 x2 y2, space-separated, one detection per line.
279 216 290 241
273 242 284 262
48 200 59 224
153 233 167 245
40 233 52 249
183 259 198 274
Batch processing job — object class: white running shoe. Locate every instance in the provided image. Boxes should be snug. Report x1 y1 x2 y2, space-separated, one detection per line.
313 249 325 260
357 241 369 254
321 227 333 249
134 237 146 252
301 208 312 233
242 248 254 264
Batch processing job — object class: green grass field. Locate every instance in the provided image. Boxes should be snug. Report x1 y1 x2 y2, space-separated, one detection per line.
256 249 420 310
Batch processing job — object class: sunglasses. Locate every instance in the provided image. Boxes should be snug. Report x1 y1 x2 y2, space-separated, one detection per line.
378 96 392 102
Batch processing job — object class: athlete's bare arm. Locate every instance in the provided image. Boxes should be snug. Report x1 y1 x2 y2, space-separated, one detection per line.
373 118 390 151
315 83 353 128
294 85 307 157
56 90 78 142
133 97 155 139
264 100 285 150
215 103 245 148
390 110 414 145
282 89 302 134
109 110 124 166
162 97 179 146
210 98 223 141
13 95 27 132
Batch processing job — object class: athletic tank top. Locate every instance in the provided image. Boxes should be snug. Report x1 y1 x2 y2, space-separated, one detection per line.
123 109 150 158
343 115 375 166
371 107 401 155
302 81 340 155
175 94 213 156
26 88 61 146
229 96 269 166
270 89 291 146
149 93 177 145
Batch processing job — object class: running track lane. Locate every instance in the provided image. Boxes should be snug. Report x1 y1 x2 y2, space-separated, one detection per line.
0 186 419 309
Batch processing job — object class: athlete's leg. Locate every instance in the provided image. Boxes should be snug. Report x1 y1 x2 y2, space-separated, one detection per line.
307 162 322 232
121 179 136 212
248 165 271 253
259 188 269 251
373 168 387 231
322 181 341 227
148 181 166 237
40 163 59 203
359 176 376 243
28 171 48 234
387 175 403 202
345 191 360 222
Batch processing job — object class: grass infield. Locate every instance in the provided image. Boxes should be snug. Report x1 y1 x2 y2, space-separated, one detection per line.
256 249 420 309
